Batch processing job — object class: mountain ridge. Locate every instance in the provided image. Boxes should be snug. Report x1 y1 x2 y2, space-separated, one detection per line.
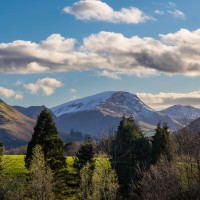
160 105 200 126
51 91 182 136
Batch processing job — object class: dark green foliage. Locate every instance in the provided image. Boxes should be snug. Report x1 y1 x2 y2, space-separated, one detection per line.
25 108 66 171
111 116 151 198
0 143 3 171
152 123 175 164
73 142 94 171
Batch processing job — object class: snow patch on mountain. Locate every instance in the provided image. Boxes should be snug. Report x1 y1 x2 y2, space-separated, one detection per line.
51 91 182 131
161 105 200 121
51 91 115 117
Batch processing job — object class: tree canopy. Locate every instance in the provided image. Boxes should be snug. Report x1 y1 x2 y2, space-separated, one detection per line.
25 108 66 171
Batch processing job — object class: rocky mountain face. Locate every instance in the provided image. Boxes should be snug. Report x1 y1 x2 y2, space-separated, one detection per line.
51 91 182 137
160 105 200 126
0 99 35 148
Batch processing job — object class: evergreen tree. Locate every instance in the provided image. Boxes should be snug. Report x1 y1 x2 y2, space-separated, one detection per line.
152 123 175 164
111 116 151 198
72 141 94 190
73 142 94 171
0 143 3 171
25 108 66 171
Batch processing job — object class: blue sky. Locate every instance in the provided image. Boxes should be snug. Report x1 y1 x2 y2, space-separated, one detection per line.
0 0 200 110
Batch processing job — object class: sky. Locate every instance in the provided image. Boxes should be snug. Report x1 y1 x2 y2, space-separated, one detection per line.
0 0 200 110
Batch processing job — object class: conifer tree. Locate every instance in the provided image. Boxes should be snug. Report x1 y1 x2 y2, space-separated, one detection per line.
73 142 94 171
111 116 151 198
152 123 175 164
25 108 66 171
72 141 94 190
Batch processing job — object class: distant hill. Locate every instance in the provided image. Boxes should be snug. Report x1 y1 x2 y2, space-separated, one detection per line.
13 105 57 121
51 91 182 137
183 116 200 133
160 105 200 126
13 105 46 120
0 99 35 148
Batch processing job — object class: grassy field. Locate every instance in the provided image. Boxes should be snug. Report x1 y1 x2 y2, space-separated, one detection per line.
3 155 28 175
3 155 75 174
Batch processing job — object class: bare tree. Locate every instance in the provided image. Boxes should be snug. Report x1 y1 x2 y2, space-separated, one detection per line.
138 157 182 200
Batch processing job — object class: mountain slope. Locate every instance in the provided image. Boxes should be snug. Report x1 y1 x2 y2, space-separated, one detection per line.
160 105 200 125
13 105 57 121
13 105 46 120
51 91 182 136
184 117 200 133
0 99 35 148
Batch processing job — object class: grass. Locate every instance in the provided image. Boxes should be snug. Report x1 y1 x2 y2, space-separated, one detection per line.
3 155 75 174
3 155 28 175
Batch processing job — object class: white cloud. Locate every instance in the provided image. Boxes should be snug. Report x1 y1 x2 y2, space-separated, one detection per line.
0 87 23 100
137 91 200 110
63 0 153 24
69 88 77 94
1 29 200 77
25 62 49 73
98 70 121 80
154 10 165 15
24 78 63 96
168 9 186 19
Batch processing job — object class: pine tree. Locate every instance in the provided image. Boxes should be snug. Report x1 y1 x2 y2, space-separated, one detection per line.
152 123 175 164
111 116 151 198
72 141 94 190
73 142 94 171
25 108 66 171
25 109 67 198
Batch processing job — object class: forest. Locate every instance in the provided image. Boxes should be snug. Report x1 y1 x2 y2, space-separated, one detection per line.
0 109 200 200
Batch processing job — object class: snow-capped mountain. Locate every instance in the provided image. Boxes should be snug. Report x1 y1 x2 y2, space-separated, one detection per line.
160 105 200 125
51 91 182 136
51 91 115 117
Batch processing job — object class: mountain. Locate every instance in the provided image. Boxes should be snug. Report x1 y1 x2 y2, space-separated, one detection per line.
13 105 46 120
51 91 182 137
160 105 200 126
0 99 35 148
183 116 200 133
13 105 57 121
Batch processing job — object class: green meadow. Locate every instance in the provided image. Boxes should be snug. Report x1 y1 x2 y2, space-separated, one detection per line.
3 155 74 175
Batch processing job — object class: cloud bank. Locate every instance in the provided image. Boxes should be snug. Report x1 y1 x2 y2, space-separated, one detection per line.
63 0 153 24
1 29 200 77
137 91 200 110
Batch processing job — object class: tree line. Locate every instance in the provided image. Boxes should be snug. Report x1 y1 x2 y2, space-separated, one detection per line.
0 108 199 199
